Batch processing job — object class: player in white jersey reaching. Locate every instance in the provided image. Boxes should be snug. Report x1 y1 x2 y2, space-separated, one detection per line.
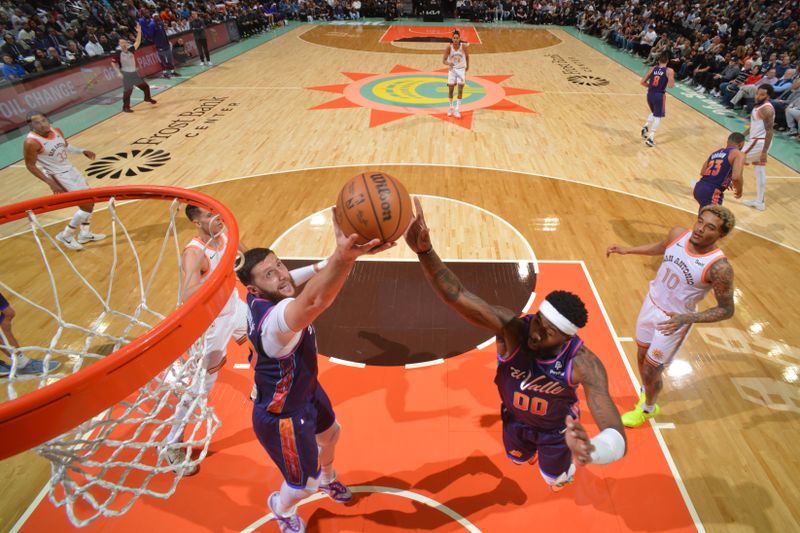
23 110 106 251
741 84 775 211
163 204 251 474
443 29 469 119
606 205 736 428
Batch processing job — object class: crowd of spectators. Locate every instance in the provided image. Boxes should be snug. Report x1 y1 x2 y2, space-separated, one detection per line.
455 0 577 24
578 0 799 139
0 0 305 84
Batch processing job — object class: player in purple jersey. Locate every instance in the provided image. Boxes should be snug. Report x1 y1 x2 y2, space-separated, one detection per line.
236 209 392 533
405 198 626 492
693 132 745 209
640 52 674 147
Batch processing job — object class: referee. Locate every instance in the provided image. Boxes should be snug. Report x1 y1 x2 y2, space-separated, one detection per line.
111 23 157 113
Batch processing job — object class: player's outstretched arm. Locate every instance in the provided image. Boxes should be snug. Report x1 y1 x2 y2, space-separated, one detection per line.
606 226 684 257
284 208 394 332
405 197 515 335
656 258 734 335
567 347 627 465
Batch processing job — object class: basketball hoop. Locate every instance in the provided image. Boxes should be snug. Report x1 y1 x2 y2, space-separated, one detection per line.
0 185 240 526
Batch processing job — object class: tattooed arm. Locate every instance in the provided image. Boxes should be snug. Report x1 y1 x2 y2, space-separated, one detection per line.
656 258 735 335
405 197 517 335
566 346 627 464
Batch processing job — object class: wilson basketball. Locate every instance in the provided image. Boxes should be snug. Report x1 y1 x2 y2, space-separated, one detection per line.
335 171 413 245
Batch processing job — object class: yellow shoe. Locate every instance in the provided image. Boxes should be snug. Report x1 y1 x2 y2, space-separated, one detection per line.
621 404 661 428
634 391 646 409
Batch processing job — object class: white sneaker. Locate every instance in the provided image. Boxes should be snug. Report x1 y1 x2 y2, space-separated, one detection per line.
207 61 213 66
645 136 655 147
742 199 765 210
162 445 199 476
447 108 454 117
56 231 83 250
454 110 461 118
77 231 107 244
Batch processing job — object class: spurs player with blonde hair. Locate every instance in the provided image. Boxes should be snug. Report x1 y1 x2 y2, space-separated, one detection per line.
443 29 469 119
741 84 775 211
606 205 736 428
23 110 106 251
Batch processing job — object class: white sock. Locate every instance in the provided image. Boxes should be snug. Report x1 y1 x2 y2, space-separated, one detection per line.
166 370 218 443
642 402 655 413
456 99 461 110
449 98 453 108
79 222 91 236
755 165 766 204
650 117 661 136
277 481 314 516
644 113 654 127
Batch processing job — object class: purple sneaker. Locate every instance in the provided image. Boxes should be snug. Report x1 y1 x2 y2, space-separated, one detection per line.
267 492 305 533
319 479 353 503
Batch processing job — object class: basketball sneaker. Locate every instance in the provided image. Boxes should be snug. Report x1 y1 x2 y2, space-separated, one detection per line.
319 476 353 503
77 231 107 244
447 107 454 117
454 110 461 119
56 231 83 250
621 404 661 428
645 136 655 147
0 361 10 377
742 199 765 211
268 492 306 533
162 446 199 476
641 125 649 139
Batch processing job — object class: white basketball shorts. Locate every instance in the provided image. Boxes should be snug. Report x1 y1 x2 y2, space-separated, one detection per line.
50 167 89 192
635 295 692 367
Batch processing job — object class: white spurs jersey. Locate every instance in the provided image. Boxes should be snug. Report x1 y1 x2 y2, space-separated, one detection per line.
648 230 726 314
749 102 773 139
448 43 467 69
27 127 74 174
185 233 238 315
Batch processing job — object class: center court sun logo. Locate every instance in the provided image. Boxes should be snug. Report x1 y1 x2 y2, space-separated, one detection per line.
86 149 171 179
306 64 540 129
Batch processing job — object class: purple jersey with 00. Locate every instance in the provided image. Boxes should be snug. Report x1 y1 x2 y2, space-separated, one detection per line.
247 293 320 415
647 66 669 93
494 315 581 431
699 146 735 189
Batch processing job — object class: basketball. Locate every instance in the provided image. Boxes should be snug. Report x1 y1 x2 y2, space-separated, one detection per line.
335 171 413 245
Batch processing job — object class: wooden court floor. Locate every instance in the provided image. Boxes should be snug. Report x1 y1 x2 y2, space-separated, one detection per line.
1 25 799 532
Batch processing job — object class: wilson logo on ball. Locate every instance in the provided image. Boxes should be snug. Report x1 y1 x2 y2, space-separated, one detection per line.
336 171 412 245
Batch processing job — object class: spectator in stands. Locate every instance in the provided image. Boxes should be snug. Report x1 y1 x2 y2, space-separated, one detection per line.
64 40 86 65
85 34 105 57
43 26 66 53
774 79 800 130
706 55 741 96
98 34 112 53
1 33 26 61
729 67 778 108
785 95 800 137
1 52 26 81
775 53 795 78
43 46 63 70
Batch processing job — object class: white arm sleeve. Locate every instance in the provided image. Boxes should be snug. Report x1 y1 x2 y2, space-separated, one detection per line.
259 298 303 359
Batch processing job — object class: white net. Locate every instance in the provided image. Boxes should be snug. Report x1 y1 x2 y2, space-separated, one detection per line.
0 194 228 527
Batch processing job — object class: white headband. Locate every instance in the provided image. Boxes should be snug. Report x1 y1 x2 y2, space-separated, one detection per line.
539 300 579 336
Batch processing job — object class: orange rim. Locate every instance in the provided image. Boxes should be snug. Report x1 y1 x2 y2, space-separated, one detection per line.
0 185 239 459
